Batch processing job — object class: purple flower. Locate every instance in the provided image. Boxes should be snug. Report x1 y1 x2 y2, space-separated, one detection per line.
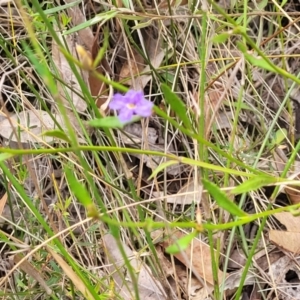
109 90 153 123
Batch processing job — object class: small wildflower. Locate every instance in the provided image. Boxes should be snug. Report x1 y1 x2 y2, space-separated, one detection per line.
109 90 153 123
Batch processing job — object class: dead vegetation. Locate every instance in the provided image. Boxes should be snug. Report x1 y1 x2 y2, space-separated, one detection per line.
1 0 300 299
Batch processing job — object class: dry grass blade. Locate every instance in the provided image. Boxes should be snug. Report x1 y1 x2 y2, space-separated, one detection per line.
103 234 167 300
52 31 88 113
14 254 52 295
3 0 300 298
0 109 65 145
46 246 94 299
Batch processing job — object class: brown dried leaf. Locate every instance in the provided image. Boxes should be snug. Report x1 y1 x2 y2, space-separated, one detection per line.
153 182 202 205
228 248 246 269
46 246 94 299
14 254 52 295
0 109 88 146
269 212 300 253
64 1 94 52
285 185 300 204
64 2 109 108
121 123 158 145
89 25 109 108
156 245 213 299
119 48 145 81
222 269 255 291
128 28 164 89
0 110 64 144
120 124 181 176
129 49 165 90
103 234 167 300
52 32 88 113
268 256 300 299
0 192 7 219
161 231 226 285
273 211 300 231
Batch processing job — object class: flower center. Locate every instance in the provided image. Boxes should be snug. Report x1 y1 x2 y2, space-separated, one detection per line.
126 103 136 109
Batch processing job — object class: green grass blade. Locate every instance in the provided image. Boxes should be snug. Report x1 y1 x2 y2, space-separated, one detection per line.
203 179 248 217
161 83 193 130
231 176 280 195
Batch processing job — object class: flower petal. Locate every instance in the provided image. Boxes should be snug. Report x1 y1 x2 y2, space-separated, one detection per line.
123 90 139 104
134 99 153 117
109 94 126 110
118 108 134 123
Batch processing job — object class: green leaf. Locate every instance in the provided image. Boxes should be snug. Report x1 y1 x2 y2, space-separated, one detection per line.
0 153 14 162
23 44 57 95
212 33 230 44
231 176 278 195
132 19 153 30
166 231 197 254
274 128 287 145
237 41 247 52
89 116 124 128
161 73 176 84
63 10 118 35
223 100 254 111
148 160 178 179
65 167 93 206
161 83 192 130
42 130 71 143
237 42 276 72
122 0 130 8
257 0 268 9
33 0 82 16
203 179 247 217
280 0 288 7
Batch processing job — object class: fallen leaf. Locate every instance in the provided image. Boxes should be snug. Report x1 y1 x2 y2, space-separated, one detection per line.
46 246 94 299
268 256 300 299
127 27 165 90
153 182 202 205
155 244 212 299
269 212 300 253
103 234 167 300
0 192 7 219
64 0 94 52
160 230 226 285
130 49 165 90
14 254 52 295
285 185 300 204
120 123 158 145
64 2 109 108
152 230 255 298
222 269 255 291
273 211 300 231
228 248 246 269
52 31 88 113
215 111 232 130
0 110 64 144
119 124 182 176
0 110 88 146
119 47 145 81
89 25 109 108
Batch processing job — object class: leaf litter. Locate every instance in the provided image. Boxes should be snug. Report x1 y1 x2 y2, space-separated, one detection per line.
103 234 167 300
3 0 300 299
